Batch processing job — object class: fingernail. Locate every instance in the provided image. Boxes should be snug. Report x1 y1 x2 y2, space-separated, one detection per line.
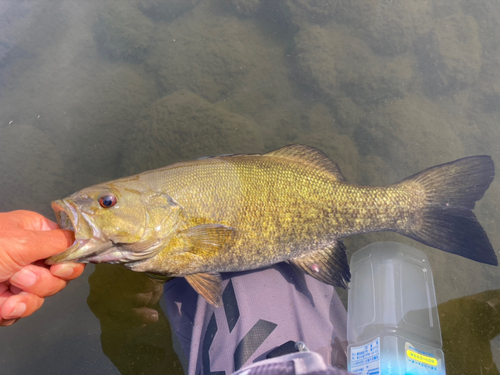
7 303 26 319
148 310 158 322
11 269 37 287
52 265 74 279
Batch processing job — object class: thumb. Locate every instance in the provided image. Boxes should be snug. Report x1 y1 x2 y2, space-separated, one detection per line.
1 229 75 280
32 229 76 259
1 210 60 231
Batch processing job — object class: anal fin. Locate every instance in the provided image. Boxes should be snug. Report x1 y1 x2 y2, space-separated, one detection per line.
185 272 223 307
289 241 350 288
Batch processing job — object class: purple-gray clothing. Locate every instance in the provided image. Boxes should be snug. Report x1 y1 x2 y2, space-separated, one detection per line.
160 263 353 375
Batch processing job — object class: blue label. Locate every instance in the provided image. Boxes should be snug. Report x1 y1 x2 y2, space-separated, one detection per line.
350 337 380 374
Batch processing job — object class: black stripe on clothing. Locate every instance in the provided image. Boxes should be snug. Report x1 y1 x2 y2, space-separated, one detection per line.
223 280 240 333
233 319 278 371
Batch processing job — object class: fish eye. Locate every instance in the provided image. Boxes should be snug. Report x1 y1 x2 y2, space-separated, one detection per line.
98 194 117 208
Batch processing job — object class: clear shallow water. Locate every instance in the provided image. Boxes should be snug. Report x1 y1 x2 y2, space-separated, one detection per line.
1 0 500 374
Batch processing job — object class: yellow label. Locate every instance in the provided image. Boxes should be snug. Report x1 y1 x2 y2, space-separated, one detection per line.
406 349 438 366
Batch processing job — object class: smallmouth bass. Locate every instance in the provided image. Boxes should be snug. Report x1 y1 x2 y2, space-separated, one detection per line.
46 145 497 306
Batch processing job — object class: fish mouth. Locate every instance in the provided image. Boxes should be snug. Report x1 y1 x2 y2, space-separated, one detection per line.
53 202 75 231
46 199 115 265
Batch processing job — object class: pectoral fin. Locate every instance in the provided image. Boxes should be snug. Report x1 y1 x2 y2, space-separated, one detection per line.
185 272 223 307
179 224 234 254
289 241 350 288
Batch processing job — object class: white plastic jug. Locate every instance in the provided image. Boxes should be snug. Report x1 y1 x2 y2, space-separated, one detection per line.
347 242 446 375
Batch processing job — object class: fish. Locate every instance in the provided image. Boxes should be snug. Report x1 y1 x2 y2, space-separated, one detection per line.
46 145 497 306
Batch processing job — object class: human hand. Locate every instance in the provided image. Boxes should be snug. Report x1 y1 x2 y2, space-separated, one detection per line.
0 210 85 326
87 264 164 329
88 265 180 374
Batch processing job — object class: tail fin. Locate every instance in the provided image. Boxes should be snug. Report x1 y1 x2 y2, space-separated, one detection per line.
401 156 497 265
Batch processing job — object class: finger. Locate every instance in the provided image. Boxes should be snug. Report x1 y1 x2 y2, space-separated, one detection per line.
135 291 154 307
150 282 164 304
131 307 159 325
50 263 86 280
9 285 23 294
4 229 75 267
0 282 8 295
0 210 60 231
0 292 44 320
0 318 18 326
10 265 68 297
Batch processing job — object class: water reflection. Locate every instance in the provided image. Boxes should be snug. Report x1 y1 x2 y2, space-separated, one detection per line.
88 265 183 375
88 265 500 374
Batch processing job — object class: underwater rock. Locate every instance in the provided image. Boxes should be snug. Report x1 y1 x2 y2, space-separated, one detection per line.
139 0 201 22
332 96 368 138
121 90 266 175
460 1 500 113
0 124 64 214
285 0 337 26
65 63 158 131
293 25 415 105
230 0 262 16
335 0 432 56
364 95 466 172
148 5 279 103
415 14 482 96
432 0 462 19
94 0 155 62
34 62 157 187
58 63 158 185
0 54 157 148
461 0 500 53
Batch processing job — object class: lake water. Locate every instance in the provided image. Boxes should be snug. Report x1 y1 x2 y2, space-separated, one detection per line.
1 0 500 374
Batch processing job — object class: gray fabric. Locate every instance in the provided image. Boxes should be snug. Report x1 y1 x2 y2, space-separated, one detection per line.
161 263 350 375
236 361 295 375
231 351 355 375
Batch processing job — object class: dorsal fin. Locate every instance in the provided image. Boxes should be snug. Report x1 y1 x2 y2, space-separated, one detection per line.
265 145 346 181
